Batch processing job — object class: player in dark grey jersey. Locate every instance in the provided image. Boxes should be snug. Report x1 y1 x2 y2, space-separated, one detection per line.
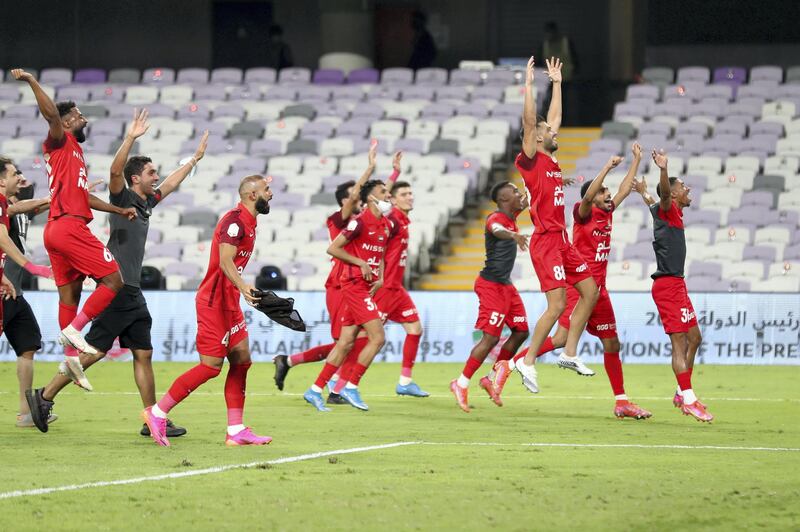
449 181 530 412
28 109 208 436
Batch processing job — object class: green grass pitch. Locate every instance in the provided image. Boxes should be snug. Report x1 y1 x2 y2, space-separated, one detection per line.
0 361 798 531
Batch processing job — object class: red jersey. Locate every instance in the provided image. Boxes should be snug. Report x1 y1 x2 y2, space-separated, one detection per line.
515 151 564 233
196 203 257 311
338 208 391 283
572 201 615 286
43 132 92 222
324 210 350 289
0 194 9 277
384 208 410 288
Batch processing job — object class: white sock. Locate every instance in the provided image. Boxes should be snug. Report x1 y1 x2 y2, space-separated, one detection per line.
682 389 698 405
456 374 470 388
615 394 628 401
227 424 245 436
399 375 412 386
310 384 323 393
676 387 683 396
151 405 167 419
345 382 358 390
286 358 294 367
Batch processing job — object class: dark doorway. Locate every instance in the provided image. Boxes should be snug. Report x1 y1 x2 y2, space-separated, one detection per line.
374 5 415 69
212 1 273 68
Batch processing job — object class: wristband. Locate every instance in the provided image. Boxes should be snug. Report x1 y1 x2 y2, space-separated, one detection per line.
388 169 400 183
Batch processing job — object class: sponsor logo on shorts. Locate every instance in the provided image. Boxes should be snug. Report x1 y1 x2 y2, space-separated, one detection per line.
680 308 695 323
595 322 616 331
221 319 247 346
576 263 588 273
401 308 418 317
512 316 526 323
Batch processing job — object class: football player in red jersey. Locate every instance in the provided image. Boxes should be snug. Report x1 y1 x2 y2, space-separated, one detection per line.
143 175 274 446
507 144 653 419
635 151 712 422
373 175 429 397
513 57 599 393
303 179 392 412
12 69 136 391
272 144 381 402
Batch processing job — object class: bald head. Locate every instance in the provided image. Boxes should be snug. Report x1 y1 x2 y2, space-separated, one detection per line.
238 174 266 197
238 174 273 215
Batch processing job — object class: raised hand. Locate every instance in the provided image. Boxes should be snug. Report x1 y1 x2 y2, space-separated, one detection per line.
633 176 648 195
631 141 642 159
193 130 209 162
525 56 535 87
127 108 150 139
563 176 576 186
512 232 530 252
392 151 403 172
1 276 16 300
651 149 668 170
10 69 34 83
545 57 563 83
367 140 378 168
607 155 623 169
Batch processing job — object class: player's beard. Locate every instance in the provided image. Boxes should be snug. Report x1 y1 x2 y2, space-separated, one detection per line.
16 184 35 201
255 197 270 214
74 125 87 143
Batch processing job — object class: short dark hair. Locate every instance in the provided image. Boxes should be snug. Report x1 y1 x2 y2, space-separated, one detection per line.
0 156 14 176
490 180 513 203
123 156 153 186
656 177 679 198
580 179 592 198
359 179 384 205
56 100 77 118
391 180 411 194
334 180 356 207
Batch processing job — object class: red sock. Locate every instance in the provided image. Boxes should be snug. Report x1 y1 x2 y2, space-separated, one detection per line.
676 370 692 391
157 363 221 414
461 356 483 379
401 333 422 378
603 352 625 396
225 362 251 426
72 284 118 330
289 343 334 366
333 338 367 393
314 362 339 389
512 347 528 363
537 336 555 356
497 347 515 362
688 367 694 379
348 362 369 386
58 302 79 357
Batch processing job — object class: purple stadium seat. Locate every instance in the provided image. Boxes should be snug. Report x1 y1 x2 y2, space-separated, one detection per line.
472 85 505 102
420 103 455 120
350 103 384 121
393 138 426 154
638 121 672 138
4 105 38 119
231 157 267 175
313 69 345 85
713 119 747 137
713 66 747 86
0 122 18 137
705 134 742 155
336 120 369 138
436 86 469 102
613 101 649 120
683 209 721 226
264 85 297 100
330 85 364 101
744 245 777 262
749 121 784 137
728 99 763 119
689 261 723 279
626 84 660 101
686 275 723 291
160 191 194 207
40 68 72 86
194 84 228 101
210 68 243 84
415 67 448 86
457 103 489 119
89 85 125 103
484 69 516 86
634 134 668 152
73 68 106 84
175 102 209 120
269 192 306 207
682 175 709 190
249 139 284 157
663 82 704 101
746 134 779 155
188 119 228 137
297 86 331 103
301 121 334 139
312 102 351 120
212 103 246 120
205 137 248 156
677 66 710 84
148 243 182 260
177 68 209 84
347 68 379 84
690 99 725 118
381 68 414 85
244 68 277 84
164 262 201 277
741 191 775 208
750 65 783 84
89 118 124 138
737 84 775 100
56 86 91 102
402 86 435 101
623 242 653 261
697 84 733 101
278 67 311 85
367 85 401 101
0 85 19 102
142 68 175 84
449 69 482 86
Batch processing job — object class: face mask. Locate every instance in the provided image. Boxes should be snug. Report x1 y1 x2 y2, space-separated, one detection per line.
16 183 35 201
255 196 270 214
371 195 392 215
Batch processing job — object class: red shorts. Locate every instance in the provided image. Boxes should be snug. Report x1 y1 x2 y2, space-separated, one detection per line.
326 285 345 339
558 284 617 339
651 276 697 334
529 231 592 292
195 300 248 358
340 278 382 327
373 286 419 324
44 216 119 287
474 276 528 337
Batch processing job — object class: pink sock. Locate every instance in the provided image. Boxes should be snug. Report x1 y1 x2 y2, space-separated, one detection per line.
72 284 118 330
401 333 421 378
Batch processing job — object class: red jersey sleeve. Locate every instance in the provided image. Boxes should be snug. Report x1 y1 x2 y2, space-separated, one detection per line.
514 151 539 172
43 131 67 151
572 202 591 225
340 217 364 241
387 214 400 239
218 212 244 246
658 202 684 229
486 212 514 234
327 210 347 230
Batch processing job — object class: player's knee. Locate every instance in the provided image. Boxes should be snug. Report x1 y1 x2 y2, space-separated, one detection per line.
481 334 500 349
132 349 153 362
547 300 566 318
408 321 423 336
369 328 385 347
511 329 529 343
688 328 702 348
605 337 621 353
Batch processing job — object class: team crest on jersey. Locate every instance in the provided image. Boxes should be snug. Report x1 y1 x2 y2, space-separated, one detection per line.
346 219 358 231
227 223 240 237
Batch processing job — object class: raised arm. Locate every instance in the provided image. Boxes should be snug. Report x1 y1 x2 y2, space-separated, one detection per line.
8 196 50 216
110 108 151 195
157 130 208 199
385 151 403 194
327 232 372 282
219 243 258 306
11 69 63 143
652 150 672 211
89 194 137 220
521 56 538 158
578 155 622 219
632 176 656 206
545 57 563 133
611 142 643 207
341 142 377 220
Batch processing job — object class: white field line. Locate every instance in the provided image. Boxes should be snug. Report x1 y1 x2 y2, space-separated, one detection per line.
0 390 795 402
1 440 797 501
0 441 419 501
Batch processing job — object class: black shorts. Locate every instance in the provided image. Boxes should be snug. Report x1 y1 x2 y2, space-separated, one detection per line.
2 295 43 356
85 285 153 352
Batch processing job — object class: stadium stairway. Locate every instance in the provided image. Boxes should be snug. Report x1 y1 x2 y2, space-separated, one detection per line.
419 127 600 290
